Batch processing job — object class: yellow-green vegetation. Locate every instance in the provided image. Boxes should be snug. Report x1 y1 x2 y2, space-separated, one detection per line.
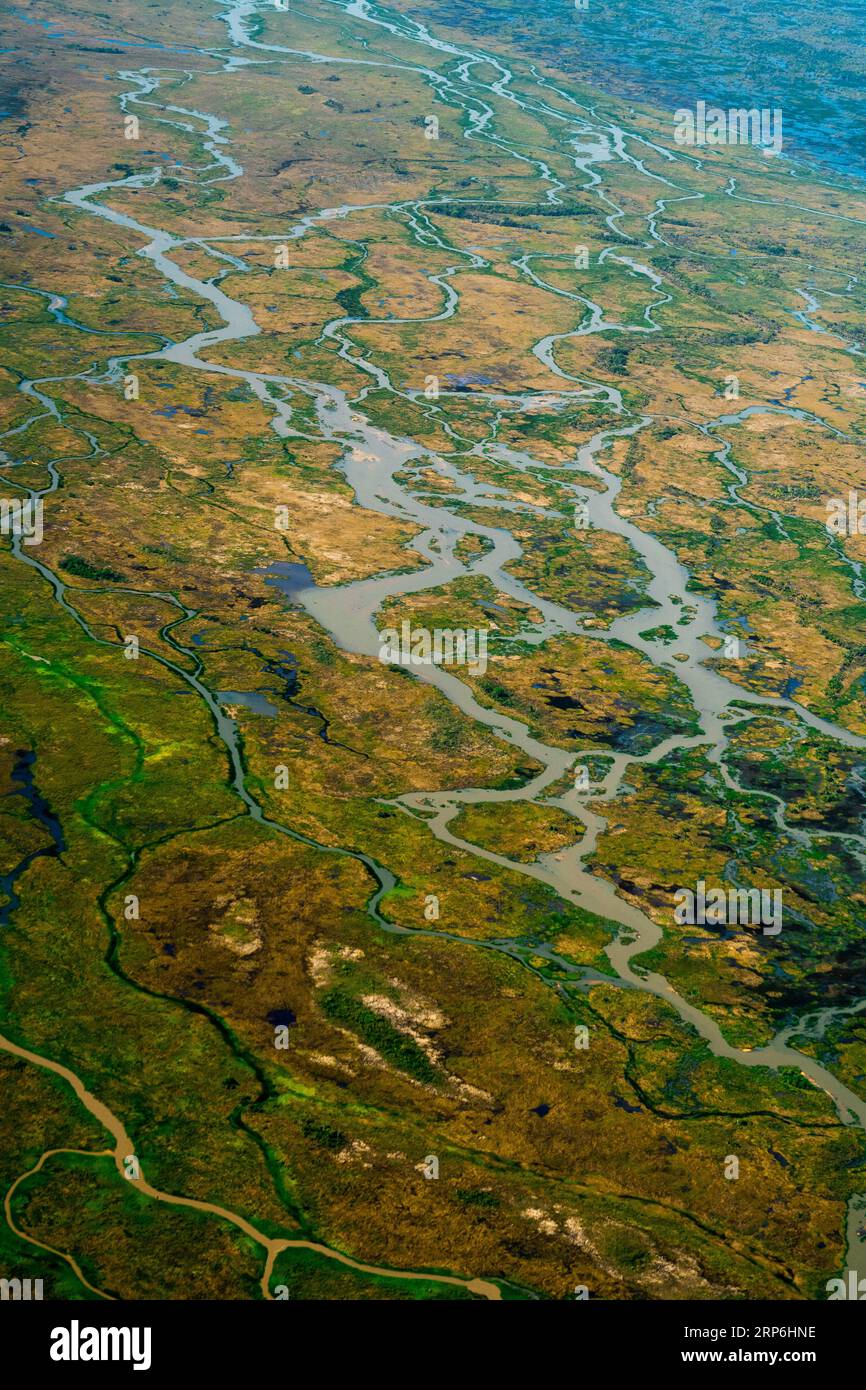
1 0 865 1306
450 800 583 863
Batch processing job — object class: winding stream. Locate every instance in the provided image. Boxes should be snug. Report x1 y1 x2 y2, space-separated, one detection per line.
3 0 866 1297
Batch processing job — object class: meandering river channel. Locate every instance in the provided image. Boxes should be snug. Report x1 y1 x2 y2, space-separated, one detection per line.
3 0 865 1298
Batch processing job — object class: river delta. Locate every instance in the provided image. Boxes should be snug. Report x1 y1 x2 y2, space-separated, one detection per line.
1 0 866 1300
